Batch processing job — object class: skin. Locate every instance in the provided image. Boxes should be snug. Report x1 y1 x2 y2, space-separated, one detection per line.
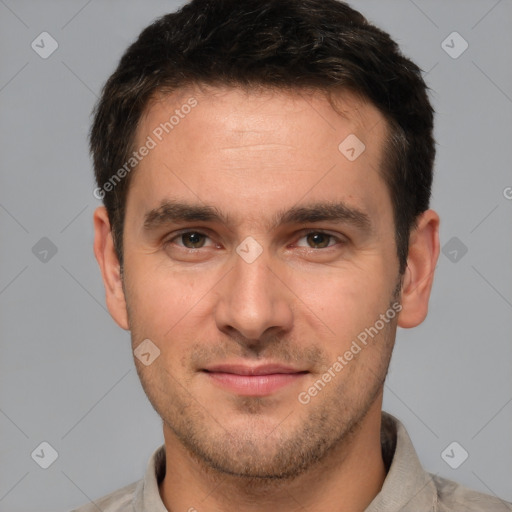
94 86 440 512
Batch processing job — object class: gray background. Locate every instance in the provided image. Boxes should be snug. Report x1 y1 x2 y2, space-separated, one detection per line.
0 1 511 510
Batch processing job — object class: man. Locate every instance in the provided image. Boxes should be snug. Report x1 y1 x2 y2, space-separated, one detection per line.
74 0 511 510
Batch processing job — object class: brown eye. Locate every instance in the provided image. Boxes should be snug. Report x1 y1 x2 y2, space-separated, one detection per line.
180 232 207 248
305 232 332 248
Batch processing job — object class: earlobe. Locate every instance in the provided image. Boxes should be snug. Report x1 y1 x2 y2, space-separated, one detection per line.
397 209 440 329
93 206 130 330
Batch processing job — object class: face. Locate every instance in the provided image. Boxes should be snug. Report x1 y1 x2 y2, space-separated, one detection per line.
117 86 403 479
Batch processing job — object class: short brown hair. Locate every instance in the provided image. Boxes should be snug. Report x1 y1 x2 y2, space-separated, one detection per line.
90 0 435 273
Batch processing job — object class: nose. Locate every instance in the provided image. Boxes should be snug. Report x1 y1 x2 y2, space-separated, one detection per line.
213 247 294 346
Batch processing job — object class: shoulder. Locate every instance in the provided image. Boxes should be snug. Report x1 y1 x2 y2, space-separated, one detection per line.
432 474 512 511
70 479 139 512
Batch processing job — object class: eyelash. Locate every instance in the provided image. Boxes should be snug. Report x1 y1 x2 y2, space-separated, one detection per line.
165 230 217 250
164 229 345 250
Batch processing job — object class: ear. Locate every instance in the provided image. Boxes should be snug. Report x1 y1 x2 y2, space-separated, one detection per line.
397 209 440 328
93 206 129 330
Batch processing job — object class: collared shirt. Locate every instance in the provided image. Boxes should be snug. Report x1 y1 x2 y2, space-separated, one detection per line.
71 412 512 511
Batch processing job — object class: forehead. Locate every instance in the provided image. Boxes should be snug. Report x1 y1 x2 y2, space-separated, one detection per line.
128 85 392 230
140 85 386 151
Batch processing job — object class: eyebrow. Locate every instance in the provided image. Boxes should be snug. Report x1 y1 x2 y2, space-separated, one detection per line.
274 202 371 232
144 201 228 230
143 199 372 233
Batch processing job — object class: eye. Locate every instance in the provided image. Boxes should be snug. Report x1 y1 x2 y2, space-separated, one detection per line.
296 231 341 249
168 231 212 249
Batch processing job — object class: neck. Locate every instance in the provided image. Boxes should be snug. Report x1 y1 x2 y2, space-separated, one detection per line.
158 401 386 512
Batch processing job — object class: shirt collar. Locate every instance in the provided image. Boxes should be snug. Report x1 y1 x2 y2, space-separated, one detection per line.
366 412 437 511
134 411 437 511
133 443 168 512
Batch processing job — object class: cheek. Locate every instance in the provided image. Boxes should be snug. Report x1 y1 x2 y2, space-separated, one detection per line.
290 260 393 347
124 258 209 341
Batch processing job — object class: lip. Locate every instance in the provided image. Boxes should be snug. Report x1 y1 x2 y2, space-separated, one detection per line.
202 363 308 396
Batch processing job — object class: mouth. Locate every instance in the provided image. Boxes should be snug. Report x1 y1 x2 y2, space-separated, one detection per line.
202 363 309 396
